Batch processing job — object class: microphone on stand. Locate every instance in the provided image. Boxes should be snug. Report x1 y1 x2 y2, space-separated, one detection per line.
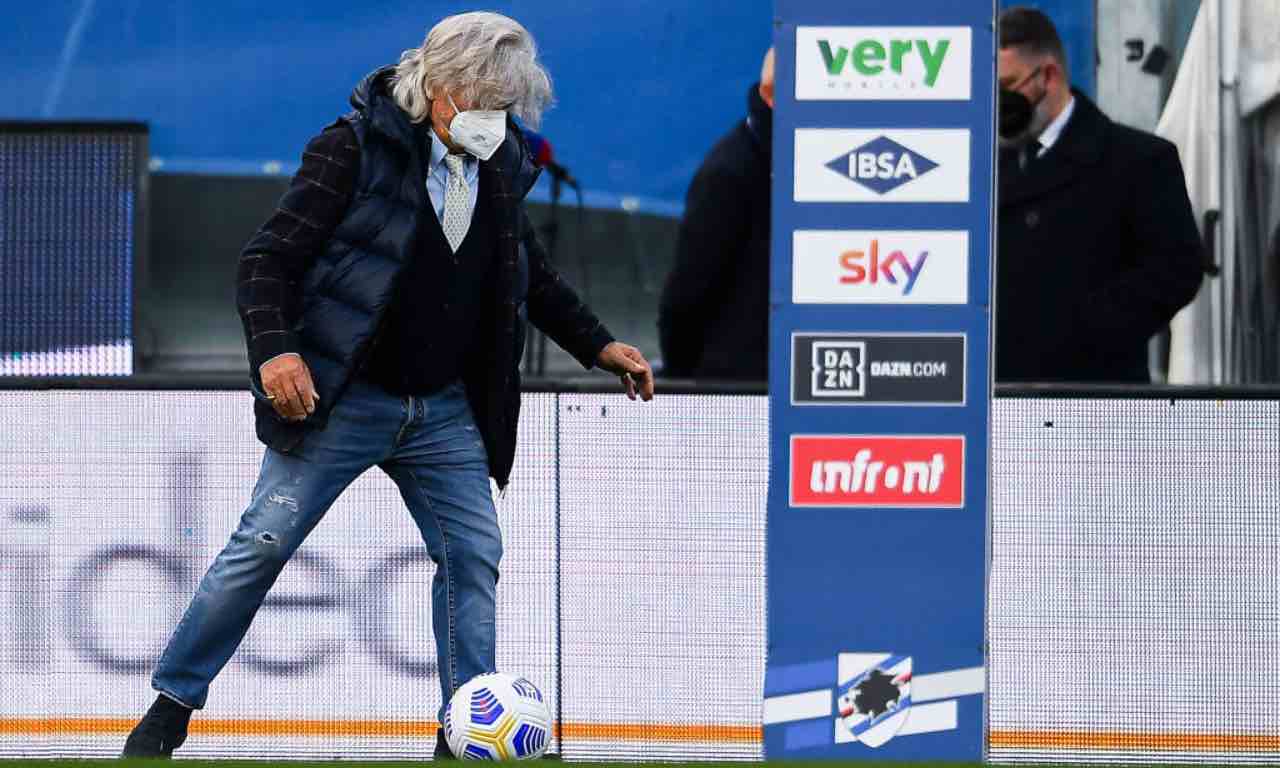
518 126 580 189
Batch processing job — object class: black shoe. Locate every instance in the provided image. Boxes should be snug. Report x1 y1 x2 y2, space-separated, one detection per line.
433 733 456 760
122 694 192 758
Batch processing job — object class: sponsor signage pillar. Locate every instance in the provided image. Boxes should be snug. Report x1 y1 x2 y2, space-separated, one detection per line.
766 0 995 760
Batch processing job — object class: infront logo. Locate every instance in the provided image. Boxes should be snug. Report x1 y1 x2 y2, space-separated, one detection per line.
827 136 938 196
790 435 965 508
796 27 972 101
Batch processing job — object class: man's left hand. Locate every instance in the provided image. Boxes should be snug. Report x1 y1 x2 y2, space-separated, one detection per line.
596 342 655 402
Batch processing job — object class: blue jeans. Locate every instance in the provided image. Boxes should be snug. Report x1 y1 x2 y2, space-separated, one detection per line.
152 378 500 720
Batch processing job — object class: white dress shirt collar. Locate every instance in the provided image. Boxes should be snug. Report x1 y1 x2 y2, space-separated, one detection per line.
1036 95 1075 156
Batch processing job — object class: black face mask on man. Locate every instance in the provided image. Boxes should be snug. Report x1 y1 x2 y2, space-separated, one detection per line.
998 66 1046 143
999 88 1034 140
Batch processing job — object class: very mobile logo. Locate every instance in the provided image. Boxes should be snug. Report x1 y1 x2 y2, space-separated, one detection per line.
794 129 970 203
796 26 972 101
792 230 969 304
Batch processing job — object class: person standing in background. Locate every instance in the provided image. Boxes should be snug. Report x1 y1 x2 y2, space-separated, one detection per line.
658 49 774 381
996 6 1203 382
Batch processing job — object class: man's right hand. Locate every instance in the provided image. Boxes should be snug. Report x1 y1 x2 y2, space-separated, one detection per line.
260 353 319 422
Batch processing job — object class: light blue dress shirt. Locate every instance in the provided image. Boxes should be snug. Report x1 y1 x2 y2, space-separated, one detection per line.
427 127 479 224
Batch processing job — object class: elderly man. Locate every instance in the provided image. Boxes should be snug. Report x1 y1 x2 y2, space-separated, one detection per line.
996 6 1202 382
123 11 653 759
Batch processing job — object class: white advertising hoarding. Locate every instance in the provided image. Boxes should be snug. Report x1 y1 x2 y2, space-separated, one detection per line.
0 391 766 761
4 391 1279 764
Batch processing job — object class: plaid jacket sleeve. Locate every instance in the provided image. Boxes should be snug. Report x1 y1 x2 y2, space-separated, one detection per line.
520 208 615 369
236 122 360 372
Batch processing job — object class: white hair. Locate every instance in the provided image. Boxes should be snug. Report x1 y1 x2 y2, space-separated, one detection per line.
391 11 553 128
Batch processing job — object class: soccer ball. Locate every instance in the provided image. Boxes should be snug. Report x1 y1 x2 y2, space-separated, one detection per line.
442 672 552 760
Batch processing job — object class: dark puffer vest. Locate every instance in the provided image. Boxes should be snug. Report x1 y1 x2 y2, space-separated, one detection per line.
251 67 613 487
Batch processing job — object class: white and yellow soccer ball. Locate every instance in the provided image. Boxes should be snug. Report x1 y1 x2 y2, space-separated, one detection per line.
443 672 552 760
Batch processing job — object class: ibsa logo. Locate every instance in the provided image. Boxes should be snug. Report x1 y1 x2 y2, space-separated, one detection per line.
790 435 964 508
795 129 969 203
792 230 968 304
796 26 972 101
827 136 938 196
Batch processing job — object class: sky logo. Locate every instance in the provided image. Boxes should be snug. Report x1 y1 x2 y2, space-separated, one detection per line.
792 230 968 305
826 136 938 196
839 238 928 295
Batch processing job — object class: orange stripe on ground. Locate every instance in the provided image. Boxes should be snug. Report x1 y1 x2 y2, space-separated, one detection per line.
989 730 1280 752
0 718 138 735
558 722 761 742
0 718 439 738
0 718 760 742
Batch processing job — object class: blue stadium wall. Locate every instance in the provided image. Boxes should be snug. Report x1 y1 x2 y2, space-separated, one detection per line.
2 1 1094 375
2 0 1092 215
4 0 774 214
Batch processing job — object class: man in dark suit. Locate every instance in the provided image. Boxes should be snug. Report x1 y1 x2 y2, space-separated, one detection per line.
658 49 773 381
996 7 1203 383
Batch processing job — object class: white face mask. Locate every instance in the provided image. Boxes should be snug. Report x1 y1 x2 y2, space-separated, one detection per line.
446 93 507 161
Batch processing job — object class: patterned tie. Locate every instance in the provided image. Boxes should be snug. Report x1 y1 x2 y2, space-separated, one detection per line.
442 154 471 252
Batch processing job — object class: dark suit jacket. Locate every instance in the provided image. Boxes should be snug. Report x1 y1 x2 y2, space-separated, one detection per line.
997 90 1204 383
658 85 771 381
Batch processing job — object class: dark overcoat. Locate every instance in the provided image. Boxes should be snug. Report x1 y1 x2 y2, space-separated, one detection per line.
997 91 1204 382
